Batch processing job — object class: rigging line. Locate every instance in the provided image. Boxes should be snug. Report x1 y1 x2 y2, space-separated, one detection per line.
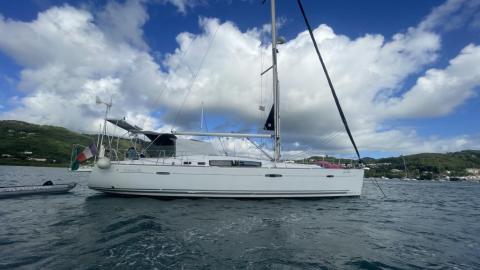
322 132 353 152
155 47 198 106
259 45 264 131
371 178 387 197
202 108 227 156
316 130 344 146
316 130 360 165
172 23 222 127
247 138 273 160
296 0 362 164
138 38 198 131
218 137 228 156
143 133 163 152
156 37 197 99
318 130 343 142
284 148 312 160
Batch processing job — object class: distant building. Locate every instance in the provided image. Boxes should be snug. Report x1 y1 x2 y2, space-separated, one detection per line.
368 162 392 168
466 168 480 175
27 157 46 162
23 151 33 155
1 154 12 158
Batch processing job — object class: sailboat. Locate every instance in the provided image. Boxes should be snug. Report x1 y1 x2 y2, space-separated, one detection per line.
401 155 411 180
88 0 364 198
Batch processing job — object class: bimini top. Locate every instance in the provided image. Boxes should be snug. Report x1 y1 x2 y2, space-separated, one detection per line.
107 118 142 133
106 118 219 156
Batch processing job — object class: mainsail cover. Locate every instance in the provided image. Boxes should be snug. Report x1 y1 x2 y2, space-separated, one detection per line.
264 105 275 131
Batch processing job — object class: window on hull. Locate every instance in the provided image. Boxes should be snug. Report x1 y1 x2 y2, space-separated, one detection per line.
209 160 261 167
237 161 262 167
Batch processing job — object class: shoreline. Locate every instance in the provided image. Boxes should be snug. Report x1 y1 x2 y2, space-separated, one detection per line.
1 164 478 182
0 162 69 168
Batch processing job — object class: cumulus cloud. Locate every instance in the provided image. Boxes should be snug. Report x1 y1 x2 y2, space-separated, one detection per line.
0 0 479 157
97 0 149 50
419 0 480 32
383 44 480 118
159 0 206 14
0 2 165 131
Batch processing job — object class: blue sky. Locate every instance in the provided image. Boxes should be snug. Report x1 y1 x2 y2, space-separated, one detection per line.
0 0 479 158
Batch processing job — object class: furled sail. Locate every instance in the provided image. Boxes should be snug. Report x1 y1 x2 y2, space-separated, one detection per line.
264 105 275 131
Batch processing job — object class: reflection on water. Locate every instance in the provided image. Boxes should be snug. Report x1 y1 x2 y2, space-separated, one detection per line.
1 166 479 269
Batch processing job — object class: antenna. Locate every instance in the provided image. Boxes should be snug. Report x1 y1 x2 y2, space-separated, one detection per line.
200 102 204 130
95 96 112 107
95 96 113 158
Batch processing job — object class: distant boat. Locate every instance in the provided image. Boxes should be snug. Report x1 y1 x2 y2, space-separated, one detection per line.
0 181 76 198
399 155 411 180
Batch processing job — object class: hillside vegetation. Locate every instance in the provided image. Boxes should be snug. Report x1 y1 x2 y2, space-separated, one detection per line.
307 151 480 179
0 120 96 166
364 151 480 179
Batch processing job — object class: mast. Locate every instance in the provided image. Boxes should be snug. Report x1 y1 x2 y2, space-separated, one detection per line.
270 0 281 162
402 155 408 178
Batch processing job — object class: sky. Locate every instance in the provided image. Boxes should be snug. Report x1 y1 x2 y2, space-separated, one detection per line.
0 0 479 159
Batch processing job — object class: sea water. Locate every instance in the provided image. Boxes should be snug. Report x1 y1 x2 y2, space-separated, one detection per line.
0 165 479 269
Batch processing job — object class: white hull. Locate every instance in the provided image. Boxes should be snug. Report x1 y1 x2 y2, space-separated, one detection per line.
75 167 93 172
88 160 364 198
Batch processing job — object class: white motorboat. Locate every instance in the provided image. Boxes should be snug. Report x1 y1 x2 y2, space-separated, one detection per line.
88 0 364 198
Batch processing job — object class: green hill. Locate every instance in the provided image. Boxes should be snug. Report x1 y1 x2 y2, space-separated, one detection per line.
306 151 480 179
0 120 96 166
364 151 480 179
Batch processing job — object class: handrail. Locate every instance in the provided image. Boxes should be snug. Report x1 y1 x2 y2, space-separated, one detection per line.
103 147 268 165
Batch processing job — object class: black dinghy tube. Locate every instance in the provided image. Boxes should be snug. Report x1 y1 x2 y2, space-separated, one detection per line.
0 182 77 198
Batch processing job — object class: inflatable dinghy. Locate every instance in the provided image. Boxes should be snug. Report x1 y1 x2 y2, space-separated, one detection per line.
0 181 76 198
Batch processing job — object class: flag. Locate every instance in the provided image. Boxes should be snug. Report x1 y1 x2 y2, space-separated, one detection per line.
70 145 81 171
76 144 98 162
71 144 98 171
